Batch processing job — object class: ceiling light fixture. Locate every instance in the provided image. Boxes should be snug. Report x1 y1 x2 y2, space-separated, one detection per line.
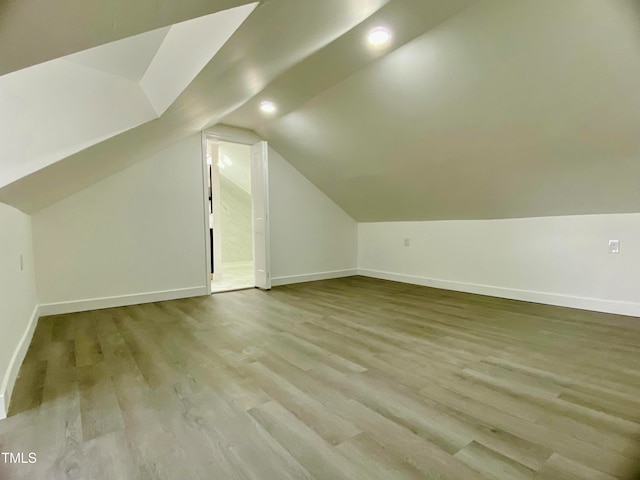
367 26 391 47
260 100 277 113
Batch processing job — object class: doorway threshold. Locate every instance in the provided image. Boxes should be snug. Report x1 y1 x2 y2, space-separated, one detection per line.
211 286 254 294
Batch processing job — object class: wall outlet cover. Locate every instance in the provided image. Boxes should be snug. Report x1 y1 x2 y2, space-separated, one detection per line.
608 240 620 254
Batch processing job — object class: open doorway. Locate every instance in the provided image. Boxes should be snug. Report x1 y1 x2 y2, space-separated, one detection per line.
204 135 271 293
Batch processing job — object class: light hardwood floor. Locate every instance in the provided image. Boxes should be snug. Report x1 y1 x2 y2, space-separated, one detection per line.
1 276 640 479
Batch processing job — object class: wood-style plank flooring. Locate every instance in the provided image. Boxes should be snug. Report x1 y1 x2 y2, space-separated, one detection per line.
1 276 640 479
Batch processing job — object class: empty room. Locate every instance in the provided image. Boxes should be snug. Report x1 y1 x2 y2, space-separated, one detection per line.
1 1 640 479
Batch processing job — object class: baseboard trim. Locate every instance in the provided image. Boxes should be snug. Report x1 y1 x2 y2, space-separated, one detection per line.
38 286 209 316
0 305 40 420
272 269 358 287
358 269 640 318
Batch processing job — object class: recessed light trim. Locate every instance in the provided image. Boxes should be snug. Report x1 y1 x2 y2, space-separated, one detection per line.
260 100 277 113
367 26 391 46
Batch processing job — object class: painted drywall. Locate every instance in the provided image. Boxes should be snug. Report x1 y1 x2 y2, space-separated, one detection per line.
0 5 256 189
220 175 253 264
269 147 358 284
140 3 257 115
0 0 253 76
358 214 640 316
219 142 252 194
32 135 208 313
29 116 357 310
0 59 157 188
260 0 640 222
0 203 38 418
1 0 393 214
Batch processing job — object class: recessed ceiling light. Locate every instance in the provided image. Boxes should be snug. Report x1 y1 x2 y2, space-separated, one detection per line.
367 26 391 46
223 155 232 166
260 100 277 113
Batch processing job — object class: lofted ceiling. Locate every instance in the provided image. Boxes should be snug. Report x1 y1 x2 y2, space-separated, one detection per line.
0 0 253 76
0 4 256 188
0 0 394 212
256 0 640 221
1 0 640 222
65 27 170 83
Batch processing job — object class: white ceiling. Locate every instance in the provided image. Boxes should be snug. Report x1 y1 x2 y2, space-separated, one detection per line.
65 27 170 82
0 3 257 188
256 0 640 221
140 4 259 115
0 0 253 76
1 0 640 222
0 59 157 187
0 0 392 213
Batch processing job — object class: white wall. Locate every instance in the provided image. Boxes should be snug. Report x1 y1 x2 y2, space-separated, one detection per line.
30 126 358 312
0 203 38 418
269 147 358 285
33 134 208 314
359 214 640 317
220 175 253 264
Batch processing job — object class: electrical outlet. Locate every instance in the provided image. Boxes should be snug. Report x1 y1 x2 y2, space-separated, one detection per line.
404 238 410 247
608 240 620 254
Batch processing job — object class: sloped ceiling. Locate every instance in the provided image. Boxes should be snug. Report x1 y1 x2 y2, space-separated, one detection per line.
65 27 170 83
0 0 253 76
0 0 397 212
256 0 640 221
2 0 640 222
0 4 256 188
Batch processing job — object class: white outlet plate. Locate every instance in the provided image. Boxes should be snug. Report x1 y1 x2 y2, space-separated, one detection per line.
608 240 620 254
404 238 410 247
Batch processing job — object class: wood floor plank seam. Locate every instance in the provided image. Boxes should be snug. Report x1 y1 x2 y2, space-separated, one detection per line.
2 276 640 479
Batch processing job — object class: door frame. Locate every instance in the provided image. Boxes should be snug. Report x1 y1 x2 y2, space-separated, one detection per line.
200 129 271 294
250 141 271 290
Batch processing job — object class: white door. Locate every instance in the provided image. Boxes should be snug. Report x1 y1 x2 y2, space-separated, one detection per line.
250 141 271 290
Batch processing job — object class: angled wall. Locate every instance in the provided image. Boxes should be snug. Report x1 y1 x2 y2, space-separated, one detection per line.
0 3 257 188
0 60 157 187
258 0 640 222
0 203 38 418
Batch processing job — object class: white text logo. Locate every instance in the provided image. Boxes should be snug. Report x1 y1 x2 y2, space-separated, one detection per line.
1 452 37 464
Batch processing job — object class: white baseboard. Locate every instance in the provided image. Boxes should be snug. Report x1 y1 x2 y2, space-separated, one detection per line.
358 269 640 318
0 305 40 420
38 286 209 316
272 269 358 287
